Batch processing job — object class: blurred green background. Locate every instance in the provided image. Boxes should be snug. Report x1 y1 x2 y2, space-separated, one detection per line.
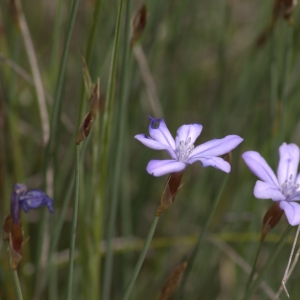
1 0 300 299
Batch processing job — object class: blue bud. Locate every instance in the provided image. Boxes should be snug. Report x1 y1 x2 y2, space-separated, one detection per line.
20 189 54 214
11 183 27 224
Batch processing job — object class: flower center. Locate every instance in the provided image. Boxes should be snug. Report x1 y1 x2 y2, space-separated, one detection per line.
175 137 194 162
281 174 300 198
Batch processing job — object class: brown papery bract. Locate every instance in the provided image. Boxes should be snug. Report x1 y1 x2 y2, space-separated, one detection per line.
256 0 297 46
76 79 100 145
130 4 147 47
261 202 284 242
3 214 26 269
158 262 187 300
156 171 184 216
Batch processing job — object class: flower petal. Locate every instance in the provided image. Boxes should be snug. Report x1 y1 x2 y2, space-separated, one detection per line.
277 143 300 186
288 192 300 201
190 135 243 158
242 151 278 187
279 201 300 226
188 156 231 173
175 124 203 148
148 117 176 150
253 180 285 200
20 190 54 214
134 134 176 159
146 159 186 177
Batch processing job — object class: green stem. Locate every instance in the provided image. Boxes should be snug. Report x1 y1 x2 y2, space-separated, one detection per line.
245 240 263 293
243 225 293 300
66 145 80 300
39 134 91 296
6 243 23 300
34 0 80 288
102 0 132 299
122 215 160 300
178 175 228 299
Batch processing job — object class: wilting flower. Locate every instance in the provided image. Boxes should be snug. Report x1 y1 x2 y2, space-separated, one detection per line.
135 117 243 176
3 184 54 269
242 143 300 226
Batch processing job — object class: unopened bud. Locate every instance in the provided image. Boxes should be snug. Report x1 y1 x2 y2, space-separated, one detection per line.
261 202 284 241
156 171 184 216
130 4 147 47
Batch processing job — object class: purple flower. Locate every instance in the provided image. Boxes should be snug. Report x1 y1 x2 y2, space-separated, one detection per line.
20 189 54 214
242 143 300 226
135 117 243 176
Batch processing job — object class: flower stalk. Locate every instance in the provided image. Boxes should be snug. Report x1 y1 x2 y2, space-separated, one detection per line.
66 145 80 300
122 215 160 300
178 174 229 299
6 242 23 300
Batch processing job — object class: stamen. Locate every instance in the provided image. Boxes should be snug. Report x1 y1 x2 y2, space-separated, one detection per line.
281 174 300 198
176 137 194 162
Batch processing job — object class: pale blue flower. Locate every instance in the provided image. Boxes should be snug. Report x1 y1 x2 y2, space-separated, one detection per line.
243 143 300 226
135 117 243 176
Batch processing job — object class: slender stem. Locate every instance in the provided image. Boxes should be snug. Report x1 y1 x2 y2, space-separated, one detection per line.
243 225 293 300
280 223 300 297
48 0 80 152
178 175 228 299
6 243 23 300
38 134 91 296
244 241 263 294
34 0 80 294
275 243 300 298
122 215 160 300
102 0 132 299
66 145 80 300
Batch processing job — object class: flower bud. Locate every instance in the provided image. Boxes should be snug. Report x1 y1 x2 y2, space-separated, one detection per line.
261 202 284 241
156 171 184 216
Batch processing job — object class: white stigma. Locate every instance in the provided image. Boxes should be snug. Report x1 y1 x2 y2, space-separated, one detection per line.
281 174 300 198
175 137 194 162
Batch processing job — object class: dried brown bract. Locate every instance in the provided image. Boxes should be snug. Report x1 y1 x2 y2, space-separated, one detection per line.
130 4 147 47
3 215 26 270
76 79 100 145
158 262 187 300
261 202 284 241
156 171 184 216
256 0 297 46
273 0 297 24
